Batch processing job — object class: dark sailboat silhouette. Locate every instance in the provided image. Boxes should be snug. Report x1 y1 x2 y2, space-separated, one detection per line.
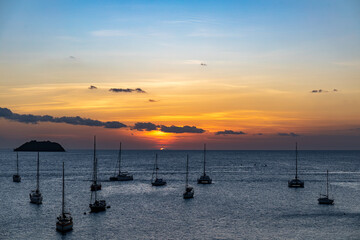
29 152 43 204
288 142 304 188
12 152 21 182
183 154 194 199
89 136 107 212
109 142 133 181
151 153 166 186
318 170 334 205
56 162 73 233
90 136 101 191
197 144 212 184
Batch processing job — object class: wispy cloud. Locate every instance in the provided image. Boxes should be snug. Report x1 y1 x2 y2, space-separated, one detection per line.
149 99 158 102
184 60 203 65
91 29 132 37
88 85 97 90
109 88 146 93
215 130 246 135
278 132 300 137
0 107 127 129
311 89 339 93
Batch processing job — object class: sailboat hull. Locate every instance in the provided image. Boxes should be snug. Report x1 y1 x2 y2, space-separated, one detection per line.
152 178 166 186
197 175 212 184
13 174 21 182
30 191 43 204
91 183 101 191
56 222 73 232
109 173 133 181
288 179 304 188
89 200 107 212
56 214 73 233
318 197 334 205
183 187 194 199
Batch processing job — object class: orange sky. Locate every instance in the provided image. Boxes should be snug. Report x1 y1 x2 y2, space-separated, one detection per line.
0 1 359 149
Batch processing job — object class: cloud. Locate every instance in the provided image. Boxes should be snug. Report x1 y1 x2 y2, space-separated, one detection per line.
69 56 76 60
91 29 131 37
215 130 246 135
109 88 146 93
148 99 158 102
0 107 127 129
160 125 205 133
133 122 158 131
278 132 300 137
311 89 339 93
89 85 97 90
254 133 263 136
201 63 207 66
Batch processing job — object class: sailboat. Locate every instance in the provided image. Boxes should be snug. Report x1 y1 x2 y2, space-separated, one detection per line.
90 136 101 191
14 140 65 204
109 142 133 181
56 162 73 233
183 155 194 199
197 144 212 184
318 170 334 205
151 153 166 186
89 137 107 213
13 152 21 182
288 142 304 188
89 186 107 213
30 152 43 204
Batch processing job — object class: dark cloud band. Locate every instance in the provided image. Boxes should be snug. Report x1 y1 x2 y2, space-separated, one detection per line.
109 88 146 93
0 107 127 129
215 130 246 135
132 122 205 134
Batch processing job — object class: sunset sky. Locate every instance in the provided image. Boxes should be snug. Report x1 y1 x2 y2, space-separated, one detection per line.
0 0 359 150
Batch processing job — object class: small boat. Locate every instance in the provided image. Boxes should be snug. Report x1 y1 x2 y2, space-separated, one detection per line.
90 136 101 191
183 155 194 199
89 136 107 213
30 152 43 204
197 144 212 184
288 142 304 188
109 142 133 181
89 199 107 213
13 152 21 182
56 162 73 233
318 170 334 205
151 154 166 186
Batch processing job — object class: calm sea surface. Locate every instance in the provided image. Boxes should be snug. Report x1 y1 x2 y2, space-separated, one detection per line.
1 150 360 240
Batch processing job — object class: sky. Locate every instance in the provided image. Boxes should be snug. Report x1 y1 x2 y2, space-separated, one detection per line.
0 0 359 150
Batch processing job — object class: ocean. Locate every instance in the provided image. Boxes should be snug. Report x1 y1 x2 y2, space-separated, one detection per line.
1 149 360 239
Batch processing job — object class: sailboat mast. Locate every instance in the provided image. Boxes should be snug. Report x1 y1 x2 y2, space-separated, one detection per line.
203 144 206 175
326 170 329 197
155 153 158 179
118 142 122 175
16 152 19 175
295 142 298 179
93 136 97 184
62 162 65 216
186 154 189 188
36 152 40 191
